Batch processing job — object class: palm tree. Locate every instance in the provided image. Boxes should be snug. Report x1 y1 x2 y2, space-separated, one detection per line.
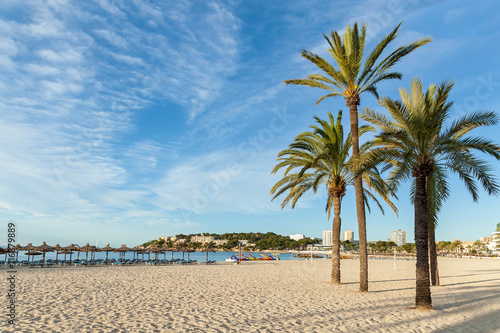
284 22 431 291
360 78 500 309
473 240 484 257
465 244 472 257
451 240 463 257
270 111 397 284
481 242 489 256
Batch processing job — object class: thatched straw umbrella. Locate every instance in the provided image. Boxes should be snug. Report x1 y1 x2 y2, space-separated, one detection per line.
114 244 131 260
132 248 146 260
147 246 163 261
0 246 14 262
165 248 175 260
179 248 195 260
90 245 98 260
12 244 22 261
160 244 172 260
53 244 62 261
23 243 35 261
131 246 144 260
138 249 149 260
62 244 79 261
79 243 96 261
0 247 7 261
35 242 54 261
25 250 42 262
23 243 35 251
149 246 161 260
100 244 115 260
177 247 187 260
58 249 73 261
201 248 216 263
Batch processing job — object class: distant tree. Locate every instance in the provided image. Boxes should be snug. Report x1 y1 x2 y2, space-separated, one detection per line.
464 244 472 257
474 240 484 257
190 242 202 250
397 243 416 254
204 242 215 249
451 240 463 257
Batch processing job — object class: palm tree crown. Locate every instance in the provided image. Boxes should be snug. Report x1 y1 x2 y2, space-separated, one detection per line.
361 78 500 196
270 111 395 218
284 22 432 107
271 111 354 218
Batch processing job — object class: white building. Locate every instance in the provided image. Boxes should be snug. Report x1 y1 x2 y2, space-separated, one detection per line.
487 223 500 254
488 232 500 253
342 230 354 242
289 234 305 241
390 229 406 247
191 235 215 244
322 230 332 246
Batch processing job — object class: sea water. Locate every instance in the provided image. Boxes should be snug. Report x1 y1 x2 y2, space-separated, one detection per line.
8 251 307 263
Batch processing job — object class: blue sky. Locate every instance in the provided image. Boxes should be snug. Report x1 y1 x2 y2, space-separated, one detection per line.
1 0 499 247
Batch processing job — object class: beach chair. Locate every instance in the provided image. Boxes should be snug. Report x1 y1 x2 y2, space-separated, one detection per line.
18 260 29 267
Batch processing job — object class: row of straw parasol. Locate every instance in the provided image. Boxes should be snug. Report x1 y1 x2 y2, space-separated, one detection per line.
0 243 216 263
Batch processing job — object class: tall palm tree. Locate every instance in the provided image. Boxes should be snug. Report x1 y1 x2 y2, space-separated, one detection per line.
284 22 431 291
270 111 397 284
360 77 500 309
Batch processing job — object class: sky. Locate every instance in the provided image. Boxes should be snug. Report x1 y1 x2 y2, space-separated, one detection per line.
1 0 499 247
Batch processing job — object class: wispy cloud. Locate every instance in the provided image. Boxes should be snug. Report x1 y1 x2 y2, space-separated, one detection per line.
152 149 282 215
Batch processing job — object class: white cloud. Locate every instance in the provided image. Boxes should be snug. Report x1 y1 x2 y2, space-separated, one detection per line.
26 64 61 76
0 55 14 70
37 48 84 63
109 52 144 65
0 37 18 55
122 139 180 173
93 29 129 49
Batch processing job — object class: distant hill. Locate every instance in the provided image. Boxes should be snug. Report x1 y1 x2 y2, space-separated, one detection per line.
143 232 316 251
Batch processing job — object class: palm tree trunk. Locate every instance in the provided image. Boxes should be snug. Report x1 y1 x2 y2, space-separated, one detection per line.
414 175 432 309
428 225 440 286
331 196 342 284
347 100 368 292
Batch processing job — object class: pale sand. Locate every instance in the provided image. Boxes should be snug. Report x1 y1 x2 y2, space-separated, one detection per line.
5 258 500 332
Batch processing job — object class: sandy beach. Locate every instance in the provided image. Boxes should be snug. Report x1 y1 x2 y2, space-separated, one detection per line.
5 258 500 332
